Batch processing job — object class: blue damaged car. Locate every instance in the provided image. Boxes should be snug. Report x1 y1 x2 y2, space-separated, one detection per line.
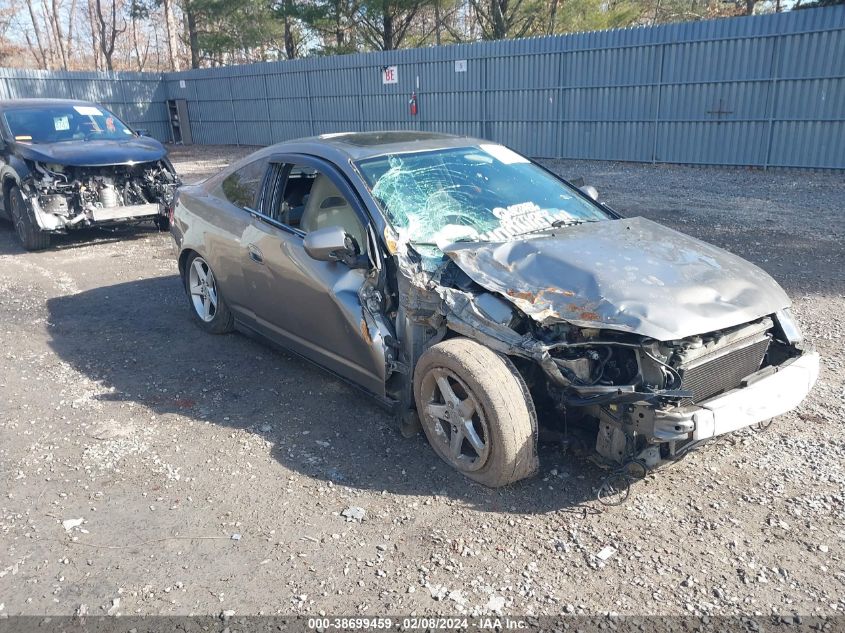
0 98 178 250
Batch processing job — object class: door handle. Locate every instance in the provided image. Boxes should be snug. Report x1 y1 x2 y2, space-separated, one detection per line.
247 244 264 264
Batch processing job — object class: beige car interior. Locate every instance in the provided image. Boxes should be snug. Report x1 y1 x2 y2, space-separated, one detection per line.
300 174 367 254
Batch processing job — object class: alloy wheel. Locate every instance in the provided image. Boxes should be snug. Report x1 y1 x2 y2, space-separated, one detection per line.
188 256 218 322
420 367 490 472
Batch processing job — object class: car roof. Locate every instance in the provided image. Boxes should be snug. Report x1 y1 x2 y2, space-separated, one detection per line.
0 98 102 111
254 131 490 163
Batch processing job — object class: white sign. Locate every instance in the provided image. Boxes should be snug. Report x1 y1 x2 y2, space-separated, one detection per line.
382 66 398 84
73 105 102 116
454 59 467 73
179 79 186 89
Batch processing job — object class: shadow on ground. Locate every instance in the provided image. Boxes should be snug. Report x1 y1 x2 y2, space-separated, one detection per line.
0 220 164 255
46 274 605 515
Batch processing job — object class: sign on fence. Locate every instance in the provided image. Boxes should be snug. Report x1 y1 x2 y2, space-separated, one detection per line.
382 66 398 85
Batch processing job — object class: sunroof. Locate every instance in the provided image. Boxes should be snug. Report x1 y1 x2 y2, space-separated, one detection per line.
323 131 452 147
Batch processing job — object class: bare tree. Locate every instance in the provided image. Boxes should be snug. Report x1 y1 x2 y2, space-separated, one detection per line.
45 0 78 68
24 0 52 67
95 0 127 69
87 0 102 68
162 0 180 69
0 5 25 65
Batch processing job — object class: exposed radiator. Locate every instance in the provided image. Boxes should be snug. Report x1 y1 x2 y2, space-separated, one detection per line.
678 331 771 404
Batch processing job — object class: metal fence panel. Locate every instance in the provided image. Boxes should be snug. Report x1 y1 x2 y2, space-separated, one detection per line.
0 68 169 140
0 4 843 168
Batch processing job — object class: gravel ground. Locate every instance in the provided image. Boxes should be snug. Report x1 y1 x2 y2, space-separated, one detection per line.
0 145 843 620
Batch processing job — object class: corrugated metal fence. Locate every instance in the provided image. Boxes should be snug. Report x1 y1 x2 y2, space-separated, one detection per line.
0 68 170 140
2 5 844 168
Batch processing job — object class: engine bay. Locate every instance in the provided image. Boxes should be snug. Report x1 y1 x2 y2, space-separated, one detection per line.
22 160 178 231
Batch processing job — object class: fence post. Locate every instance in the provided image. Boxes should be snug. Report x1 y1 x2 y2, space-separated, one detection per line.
304 69 315 136
556 43 565 159
762 33 782 170
651 42 666 164
228 75 239 146
117 72 129 126
358 65 365 133
481 56 488 140
261 71 272 144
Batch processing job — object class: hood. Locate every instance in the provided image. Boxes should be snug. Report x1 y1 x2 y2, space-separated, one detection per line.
443 216 790 341
12 137 167 167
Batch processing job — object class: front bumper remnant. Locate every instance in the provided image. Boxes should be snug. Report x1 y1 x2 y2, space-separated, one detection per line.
652 349 820 442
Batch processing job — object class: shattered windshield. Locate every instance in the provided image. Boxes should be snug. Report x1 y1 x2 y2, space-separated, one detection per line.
356 144 611 250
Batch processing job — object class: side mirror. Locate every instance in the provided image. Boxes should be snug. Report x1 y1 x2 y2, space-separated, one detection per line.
303 225 367 268
135 128 151 137
579 185 599 201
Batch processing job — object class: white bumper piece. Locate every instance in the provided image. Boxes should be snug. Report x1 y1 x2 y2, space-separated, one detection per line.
690 350 820 440
89 203 161 222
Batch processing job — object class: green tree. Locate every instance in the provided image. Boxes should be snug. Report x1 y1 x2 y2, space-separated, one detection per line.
356 0 429 50
300 0 362 55
184 0 285 66
549 0 643 34
468 0 543 39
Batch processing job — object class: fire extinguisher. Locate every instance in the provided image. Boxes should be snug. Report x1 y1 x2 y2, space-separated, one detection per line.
409 91 418 116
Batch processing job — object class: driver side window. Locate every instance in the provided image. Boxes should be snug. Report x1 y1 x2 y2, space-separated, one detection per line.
267 163 367 255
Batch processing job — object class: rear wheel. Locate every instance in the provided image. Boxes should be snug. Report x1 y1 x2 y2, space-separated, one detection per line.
185 253 234 334
8 185 50 251
414 337 538 487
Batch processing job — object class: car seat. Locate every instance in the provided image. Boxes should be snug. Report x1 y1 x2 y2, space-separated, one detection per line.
299 174 367 254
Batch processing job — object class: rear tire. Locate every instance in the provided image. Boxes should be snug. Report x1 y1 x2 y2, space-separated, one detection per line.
414 337 539 487
184 253 234 334
8 185 50 251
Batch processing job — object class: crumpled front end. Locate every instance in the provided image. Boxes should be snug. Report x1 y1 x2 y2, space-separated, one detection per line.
438 277 818 467
20 160 179 232
387 219 818 472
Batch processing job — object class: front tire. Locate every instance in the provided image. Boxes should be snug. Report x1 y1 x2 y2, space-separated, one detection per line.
414 337 539 487
185 253 234 334
154 214 171 232
8 186 50 251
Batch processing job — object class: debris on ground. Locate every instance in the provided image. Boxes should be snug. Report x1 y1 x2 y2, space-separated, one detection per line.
62 518 84 532
341 507 366 522
595 545 617 562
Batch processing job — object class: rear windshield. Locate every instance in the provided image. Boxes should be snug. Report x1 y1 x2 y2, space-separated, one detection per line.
3 104 134 143
356 144 611 249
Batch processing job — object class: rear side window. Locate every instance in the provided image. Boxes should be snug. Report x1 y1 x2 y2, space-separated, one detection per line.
218 158 268 209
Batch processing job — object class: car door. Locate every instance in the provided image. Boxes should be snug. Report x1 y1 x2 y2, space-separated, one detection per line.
238 155 388 397
200 156 270 321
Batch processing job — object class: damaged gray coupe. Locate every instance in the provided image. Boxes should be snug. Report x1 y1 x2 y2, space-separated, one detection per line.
170 132 819 487
0 99 179 250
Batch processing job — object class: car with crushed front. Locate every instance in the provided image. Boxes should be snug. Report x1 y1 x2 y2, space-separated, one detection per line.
0 98 179 250
170 131 819 487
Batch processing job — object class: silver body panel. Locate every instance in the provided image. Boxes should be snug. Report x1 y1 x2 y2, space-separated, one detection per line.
443 216 791 341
